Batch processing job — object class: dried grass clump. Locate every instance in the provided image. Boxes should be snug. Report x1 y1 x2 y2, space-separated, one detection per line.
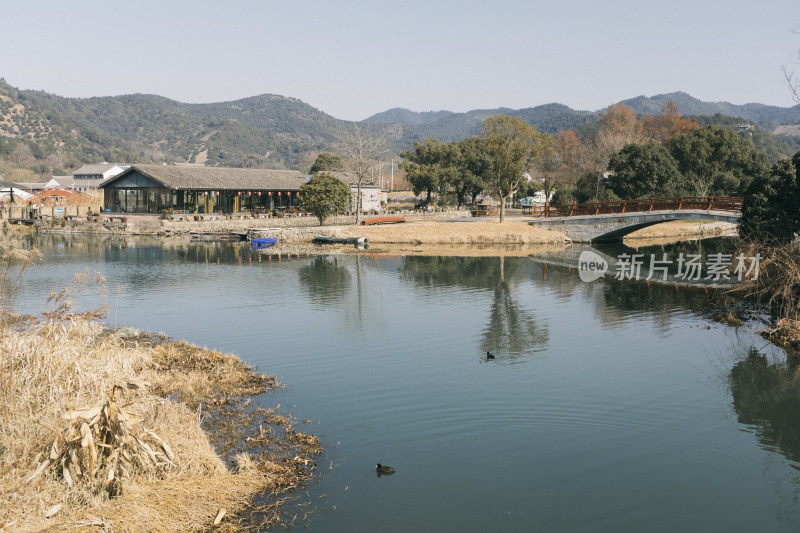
735 240 800 320
26 392 177 496
0 319 157 531
49 473 267 533
0 318 318 532
730 238 800 350
144 340 280 407
0 319 219 530
761 318 800 351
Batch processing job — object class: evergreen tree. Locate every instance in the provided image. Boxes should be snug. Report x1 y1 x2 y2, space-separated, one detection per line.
607 143 686 199
739 151 800 243
298 172 351 225
310 153 344 173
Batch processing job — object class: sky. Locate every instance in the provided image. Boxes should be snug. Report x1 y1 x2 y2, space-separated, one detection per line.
0 0 798 121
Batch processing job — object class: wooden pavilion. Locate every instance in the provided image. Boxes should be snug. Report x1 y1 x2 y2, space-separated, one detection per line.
99 165 308 215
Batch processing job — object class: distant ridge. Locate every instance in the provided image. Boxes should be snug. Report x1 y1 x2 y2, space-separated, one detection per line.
1 77 799 180
366 92 800 134
617 91 800 124
365 108 455 126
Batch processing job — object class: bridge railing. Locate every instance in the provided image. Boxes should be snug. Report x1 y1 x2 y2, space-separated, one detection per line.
545 196 743 218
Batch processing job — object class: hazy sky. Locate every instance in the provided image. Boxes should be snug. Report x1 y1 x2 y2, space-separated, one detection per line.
1 0 798 121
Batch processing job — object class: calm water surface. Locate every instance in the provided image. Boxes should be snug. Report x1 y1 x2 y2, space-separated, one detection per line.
13 234 800 532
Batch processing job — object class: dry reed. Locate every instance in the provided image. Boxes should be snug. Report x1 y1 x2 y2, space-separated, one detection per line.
735 239 800 320
731 237 800 350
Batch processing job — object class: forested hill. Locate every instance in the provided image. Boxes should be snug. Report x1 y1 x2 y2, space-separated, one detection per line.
365 103 600 140
0 79 360 173
1 78 799 183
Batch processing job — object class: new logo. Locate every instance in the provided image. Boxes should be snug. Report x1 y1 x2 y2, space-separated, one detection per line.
578 250 608 282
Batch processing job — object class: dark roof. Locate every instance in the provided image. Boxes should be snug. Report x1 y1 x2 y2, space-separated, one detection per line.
100 165 309 191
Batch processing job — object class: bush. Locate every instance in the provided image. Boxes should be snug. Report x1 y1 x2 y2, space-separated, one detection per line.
438 192 458 208
551 187 576 205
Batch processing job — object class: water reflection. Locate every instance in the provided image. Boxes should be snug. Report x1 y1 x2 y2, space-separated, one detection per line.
298 255 352 307
595 238 743 286
398 256 506 290
529 239 744 331
730 348 800 465
531 238 743 290
480 269 549 361
399 256 549 361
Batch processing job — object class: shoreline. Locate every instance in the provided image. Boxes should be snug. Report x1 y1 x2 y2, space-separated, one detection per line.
13 212 739 246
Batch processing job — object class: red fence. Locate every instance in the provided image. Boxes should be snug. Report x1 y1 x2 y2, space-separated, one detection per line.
545 196 743 218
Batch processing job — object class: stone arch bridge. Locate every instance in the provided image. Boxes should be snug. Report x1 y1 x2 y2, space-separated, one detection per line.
528 196 742 243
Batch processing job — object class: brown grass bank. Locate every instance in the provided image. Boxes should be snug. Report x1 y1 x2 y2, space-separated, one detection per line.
0 312 319 532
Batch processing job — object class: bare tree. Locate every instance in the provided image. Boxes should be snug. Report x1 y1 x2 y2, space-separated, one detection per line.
588 104 645 173
784 26 800 105
339 125 388 225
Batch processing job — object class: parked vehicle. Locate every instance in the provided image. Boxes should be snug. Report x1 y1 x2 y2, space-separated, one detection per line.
518 191 554 206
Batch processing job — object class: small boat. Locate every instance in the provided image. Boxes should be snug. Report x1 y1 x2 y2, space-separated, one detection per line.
190 231 248 241
362 216 406 226
251 237 279 250
313 235 368 245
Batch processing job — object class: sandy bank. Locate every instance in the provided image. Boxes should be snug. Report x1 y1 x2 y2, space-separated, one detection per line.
624 220 738 240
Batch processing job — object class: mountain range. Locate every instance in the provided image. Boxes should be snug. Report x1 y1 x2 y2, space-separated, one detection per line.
1 78 799 179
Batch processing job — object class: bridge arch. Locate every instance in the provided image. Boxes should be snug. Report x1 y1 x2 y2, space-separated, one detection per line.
529 210 740 243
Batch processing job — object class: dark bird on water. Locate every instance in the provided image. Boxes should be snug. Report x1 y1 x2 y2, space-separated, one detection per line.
486 351 495 360
376 463 395 475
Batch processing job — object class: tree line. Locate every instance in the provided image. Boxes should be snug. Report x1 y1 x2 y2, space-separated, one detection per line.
397 102 709 208
385 102 799 238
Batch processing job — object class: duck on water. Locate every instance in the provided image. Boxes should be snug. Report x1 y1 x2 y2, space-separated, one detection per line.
376 463 395 476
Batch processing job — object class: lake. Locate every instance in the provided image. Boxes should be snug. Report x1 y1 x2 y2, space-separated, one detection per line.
11 233 800 532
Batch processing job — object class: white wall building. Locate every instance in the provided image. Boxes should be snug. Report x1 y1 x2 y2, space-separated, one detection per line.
350 184 383 213
72 163 129 181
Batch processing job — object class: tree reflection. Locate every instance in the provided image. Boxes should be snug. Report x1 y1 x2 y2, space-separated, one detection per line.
480 257 549 360
532 239 742 330
730 348 800 464
398 256 507 290
298 255 352 306
400 256 549 362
